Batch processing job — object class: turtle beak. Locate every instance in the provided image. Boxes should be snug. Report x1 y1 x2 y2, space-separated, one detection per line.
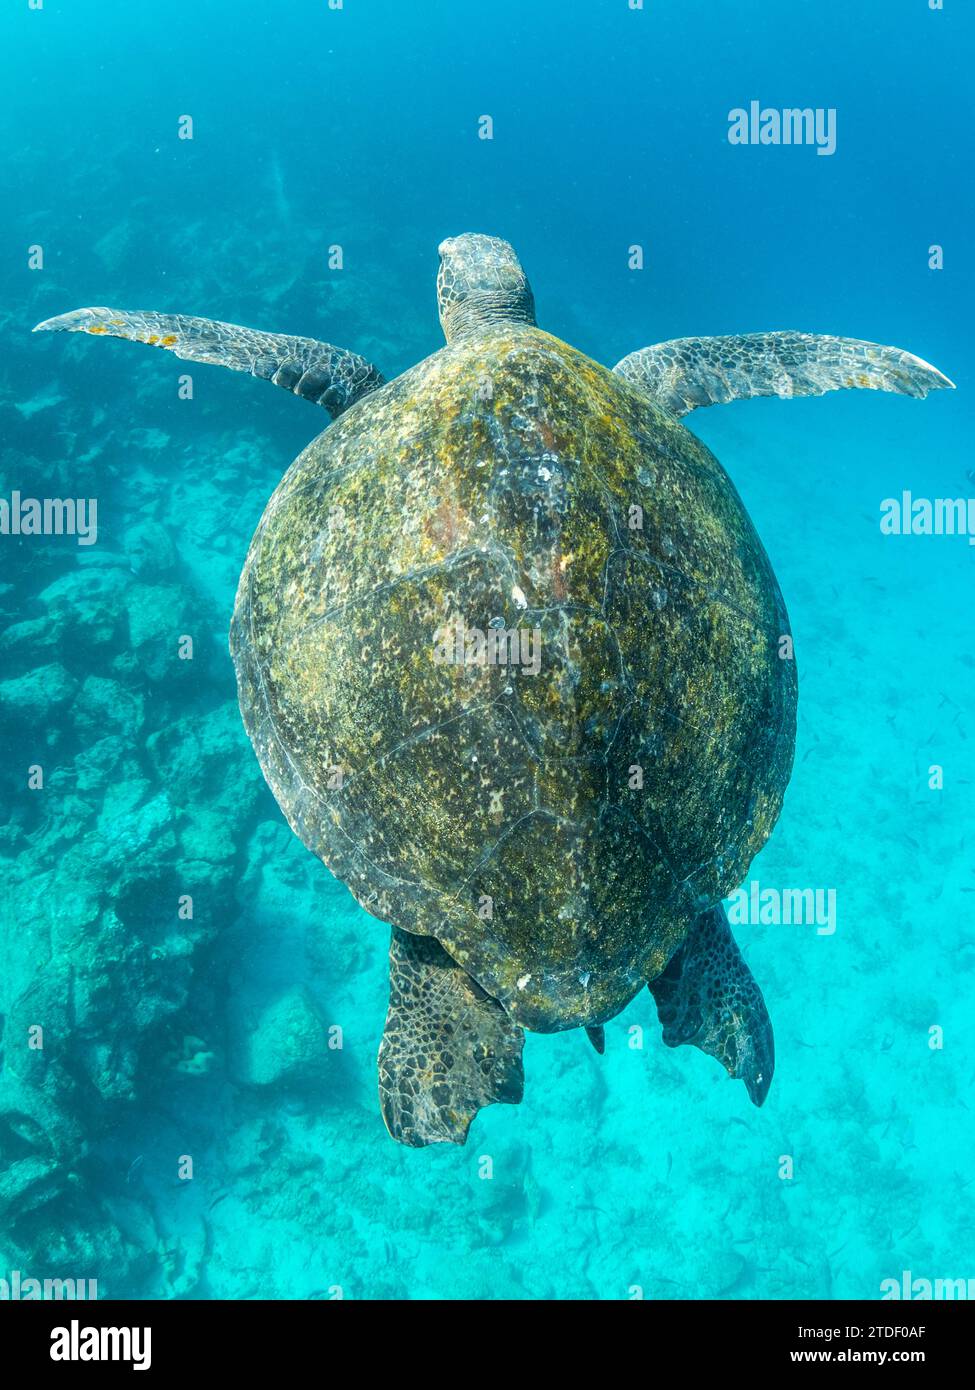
438 238 455 259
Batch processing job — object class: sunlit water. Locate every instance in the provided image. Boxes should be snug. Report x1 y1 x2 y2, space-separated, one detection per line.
0 0 971 1300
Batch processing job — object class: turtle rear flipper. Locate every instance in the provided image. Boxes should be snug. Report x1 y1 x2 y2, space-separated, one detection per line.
378 927 525 1147
649 905 774 1106
33 307 384 419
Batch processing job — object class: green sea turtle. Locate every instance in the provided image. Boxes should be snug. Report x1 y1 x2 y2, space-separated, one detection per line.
35 233 953 1146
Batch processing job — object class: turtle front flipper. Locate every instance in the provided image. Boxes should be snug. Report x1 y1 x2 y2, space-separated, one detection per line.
378 927 525 1147
648 905 774 1107
33 306 384 418
613 331 954 418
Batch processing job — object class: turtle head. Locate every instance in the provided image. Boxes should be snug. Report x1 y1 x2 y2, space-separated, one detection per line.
437 234 536 344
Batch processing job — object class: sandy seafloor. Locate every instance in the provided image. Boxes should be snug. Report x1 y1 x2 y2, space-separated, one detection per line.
1 0 973 1300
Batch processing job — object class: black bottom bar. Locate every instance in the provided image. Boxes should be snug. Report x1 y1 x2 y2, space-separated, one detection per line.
2 1297 973 1373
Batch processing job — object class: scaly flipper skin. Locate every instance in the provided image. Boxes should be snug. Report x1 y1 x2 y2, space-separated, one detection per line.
585 1025 606 1055
613 332 954 418
32 307 385 418
378 927 525 1147
648 905 774 1106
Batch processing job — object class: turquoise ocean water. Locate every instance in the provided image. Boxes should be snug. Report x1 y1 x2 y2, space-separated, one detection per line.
1 0 972 1300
